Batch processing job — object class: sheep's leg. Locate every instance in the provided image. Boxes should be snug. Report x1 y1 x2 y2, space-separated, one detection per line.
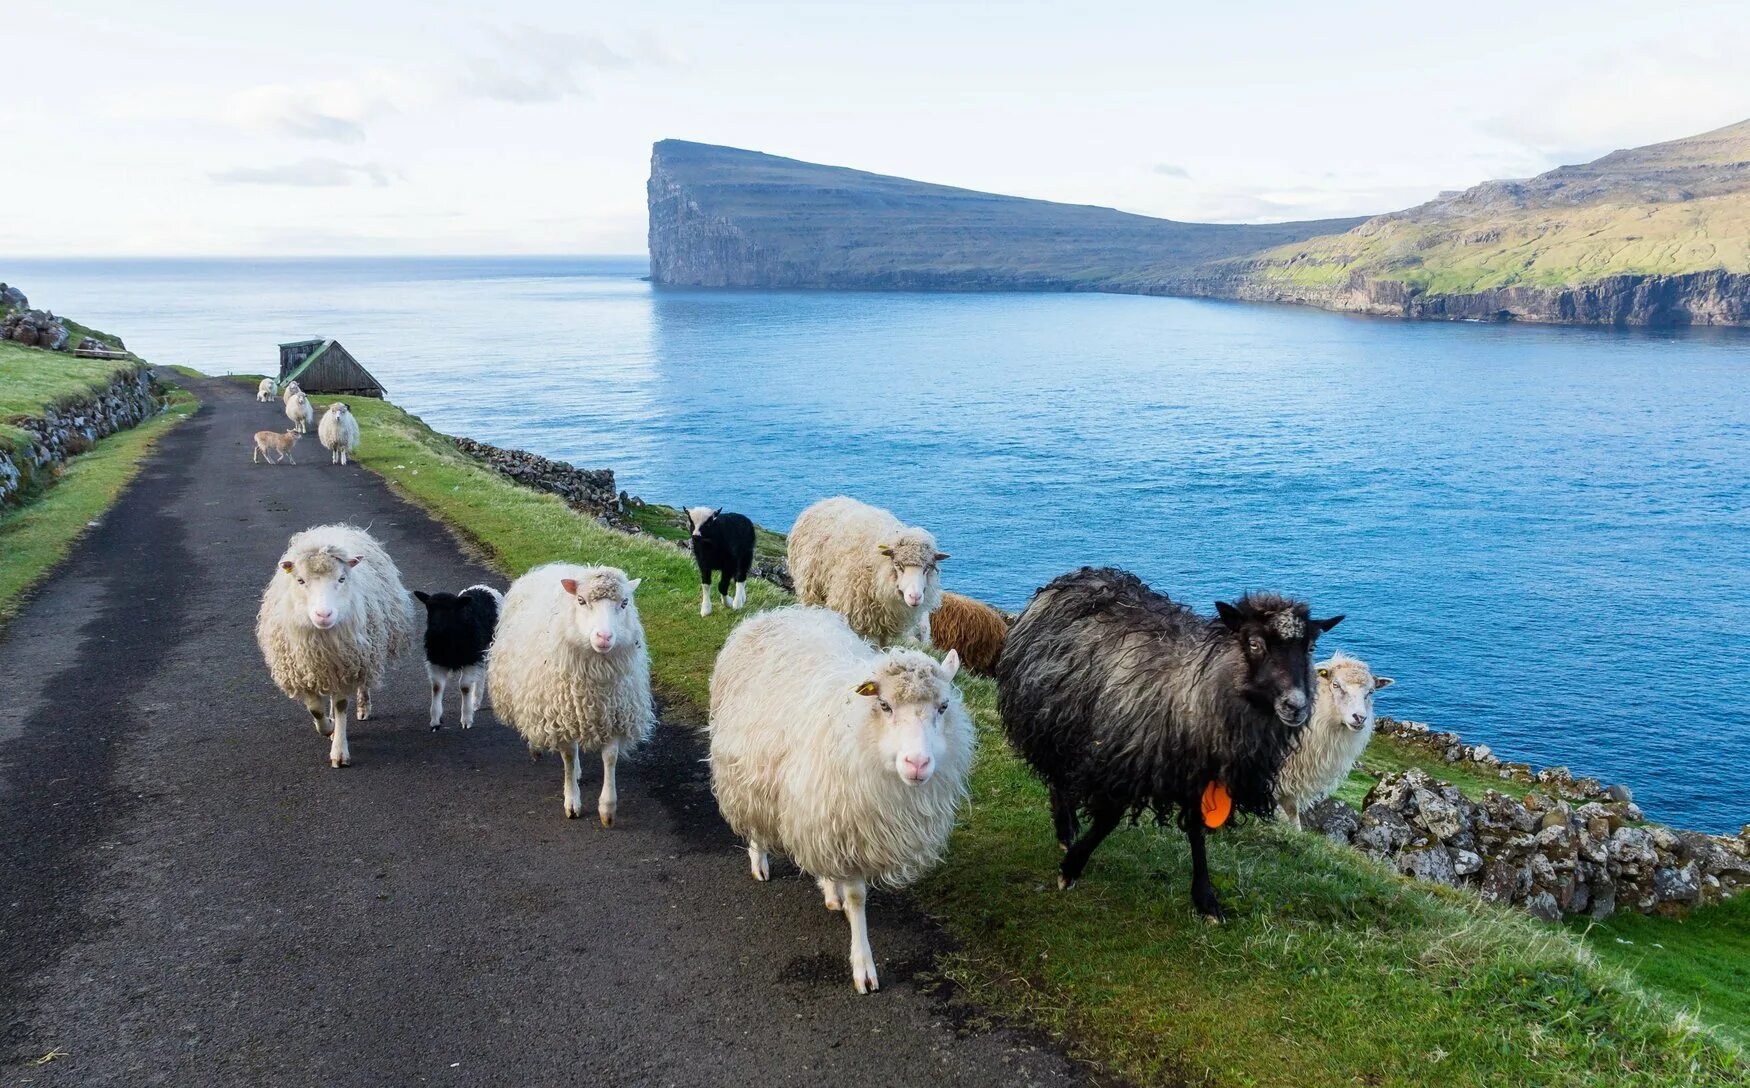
252 445 260 463
1185 819 1224 923
305 694 332 737
1058 799 1123 891
842 879 878 994
698 582 712 617
817 875 842 910
428 666 446 731
355 685 371 721
748 841 770 882
731 580 746 610
598 742 619 828
1049 783 1081 851
718 570 734 609
329 696 351 768
1279 799 1300 832
286 449 295 465
561 744 583 818
458 667 478 729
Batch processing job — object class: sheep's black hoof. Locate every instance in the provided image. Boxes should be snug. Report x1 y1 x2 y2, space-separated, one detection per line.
430 724 442 732
1057 873 1076 891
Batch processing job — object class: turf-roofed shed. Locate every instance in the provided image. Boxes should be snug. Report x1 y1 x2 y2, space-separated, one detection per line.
277 339 385 398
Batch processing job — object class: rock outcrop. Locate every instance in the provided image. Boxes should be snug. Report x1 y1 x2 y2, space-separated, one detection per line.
451 437 626 528
2 309 71 351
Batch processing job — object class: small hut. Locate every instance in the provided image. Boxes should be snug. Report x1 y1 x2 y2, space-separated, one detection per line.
277 339 385 398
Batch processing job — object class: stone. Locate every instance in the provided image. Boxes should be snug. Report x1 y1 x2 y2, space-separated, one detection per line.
1354 803 1415 856
1606 784 1633 803
1523 890 1562 921
1396 844 1458 886
1452 848 1483 877
1653 863 1701 904
1470 744 1492 762
1304 797 1360 845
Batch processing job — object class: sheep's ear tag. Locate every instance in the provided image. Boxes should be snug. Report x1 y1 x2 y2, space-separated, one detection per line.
1201 781 1232 829
876 544 893 556
279 560 295 574
1316 666 1330 680
855 681 880 697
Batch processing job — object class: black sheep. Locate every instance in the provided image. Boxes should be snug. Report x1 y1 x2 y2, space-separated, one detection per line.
685 506 756 617
414 584 502 730
996 567 1341 921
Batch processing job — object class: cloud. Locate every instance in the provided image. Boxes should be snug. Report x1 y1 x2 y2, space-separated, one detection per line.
226 72 425 144
1152 163 1191 179
209 158 395 187
455 25 674 104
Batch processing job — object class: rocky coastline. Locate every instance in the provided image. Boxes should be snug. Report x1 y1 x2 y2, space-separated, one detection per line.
0 363 165 507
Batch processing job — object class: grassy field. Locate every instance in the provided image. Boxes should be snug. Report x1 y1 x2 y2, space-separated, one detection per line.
302 388 1743 1086
0 380 196 625
0 340 142 451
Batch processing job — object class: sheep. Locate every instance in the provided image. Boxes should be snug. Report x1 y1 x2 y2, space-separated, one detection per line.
256 524 418 768
318 402 360 465
285 391 314 434
280 379 303 403
415 585 503 731
256 377 276 402
685 506 756 616
708 605 972 993
1276 652 1394 829
996 567 1342 921
788 496 948 646
252 428 300 464
919 591 1007 675
487 563 653 825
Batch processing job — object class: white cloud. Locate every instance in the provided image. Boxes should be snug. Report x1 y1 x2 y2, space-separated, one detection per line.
1152 163 1191 179
210 158 395 187
224 72 428 144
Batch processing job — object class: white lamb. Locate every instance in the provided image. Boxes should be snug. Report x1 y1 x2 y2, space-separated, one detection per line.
318 402 360 465
1277 651 1395 828
256 377 276 402
285 391 314 434
256 524 417 768
487 563 653 825
788 496 948 646
708 605 973 994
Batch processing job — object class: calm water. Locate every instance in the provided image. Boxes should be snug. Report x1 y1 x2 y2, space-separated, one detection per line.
13 257 1750 832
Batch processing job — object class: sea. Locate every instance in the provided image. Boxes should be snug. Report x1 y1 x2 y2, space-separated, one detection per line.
11 256 1748 833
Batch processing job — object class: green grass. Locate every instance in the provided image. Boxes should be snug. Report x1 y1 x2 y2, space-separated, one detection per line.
0 383 197 625
1576 896 1750 1051
0 340 143 452
314 389 1744 1086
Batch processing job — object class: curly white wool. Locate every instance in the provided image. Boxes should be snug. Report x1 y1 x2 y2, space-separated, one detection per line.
1277 651 1394 827
317 403 360 465
285 391 314 434
256 377 276 402
487 563 653 823
255 524 417 766
788 496 944 646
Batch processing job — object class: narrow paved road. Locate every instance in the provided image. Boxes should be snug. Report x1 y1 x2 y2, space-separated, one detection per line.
0 376 1088 1086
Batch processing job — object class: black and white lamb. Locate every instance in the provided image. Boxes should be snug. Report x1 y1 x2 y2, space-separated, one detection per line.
414 584 503 730
685 506 756 616
996 566 1341 921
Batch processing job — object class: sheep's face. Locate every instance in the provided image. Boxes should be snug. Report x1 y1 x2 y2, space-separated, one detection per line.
415 590 482 644
326 403 350 418
877 535 949 609
685 506 720 539
855 650 960 786
1215 597 1343 728
1317 656 1393 732
280 548 363 631
560 572 641 655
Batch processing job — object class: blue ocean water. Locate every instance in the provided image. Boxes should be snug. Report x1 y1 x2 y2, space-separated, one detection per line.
12 256 1749 832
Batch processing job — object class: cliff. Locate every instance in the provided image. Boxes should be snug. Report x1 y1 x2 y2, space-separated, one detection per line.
647 140 1365 290
648 122 1750 326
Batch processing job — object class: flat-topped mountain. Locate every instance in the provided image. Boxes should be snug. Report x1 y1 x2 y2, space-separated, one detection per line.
647 139 1365 291
648 123 1750 326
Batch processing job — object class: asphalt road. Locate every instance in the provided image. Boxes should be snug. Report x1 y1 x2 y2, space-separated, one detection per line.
0 376 1090 1087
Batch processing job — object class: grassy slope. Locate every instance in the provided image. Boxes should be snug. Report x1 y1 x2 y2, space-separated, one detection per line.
1577 896 1750 1051
319 389 1741 1086
0 340 142 451
0 382 196 624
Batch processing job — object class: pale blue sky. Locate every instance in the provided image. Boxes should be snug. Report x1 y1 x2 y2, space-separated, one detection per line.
9 0 1748 255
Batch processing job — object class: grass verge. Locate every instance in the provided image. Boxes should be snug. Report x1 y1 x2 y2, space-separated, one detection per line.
319 389 1743 1085
0 341 141 452
0 382 197 625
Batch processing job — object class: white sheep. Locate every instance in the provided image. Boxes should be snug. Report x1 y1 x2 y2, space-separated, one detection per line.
708 605 972 993
788 496 948 646
318 402 360 465
256 524 417 768
280 379 303 403
487 563 653 825
1277 651 1394 828
256 377 276 402
285 391 314 434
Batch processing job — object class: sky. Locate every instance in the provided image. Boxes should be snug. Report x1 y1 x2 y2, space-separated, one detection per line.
7 0 1750 256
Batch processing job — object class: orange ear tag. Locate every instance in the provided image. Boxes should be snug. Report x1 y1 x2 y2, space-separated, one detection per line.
1201 781 1232 829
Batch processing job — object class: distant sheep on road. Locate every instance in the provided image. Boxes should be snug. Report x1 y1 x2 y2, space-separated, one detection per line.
256 524 417 767
285 391 314 434
789 496 947 646
252 428 300 465
256 377 276 402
